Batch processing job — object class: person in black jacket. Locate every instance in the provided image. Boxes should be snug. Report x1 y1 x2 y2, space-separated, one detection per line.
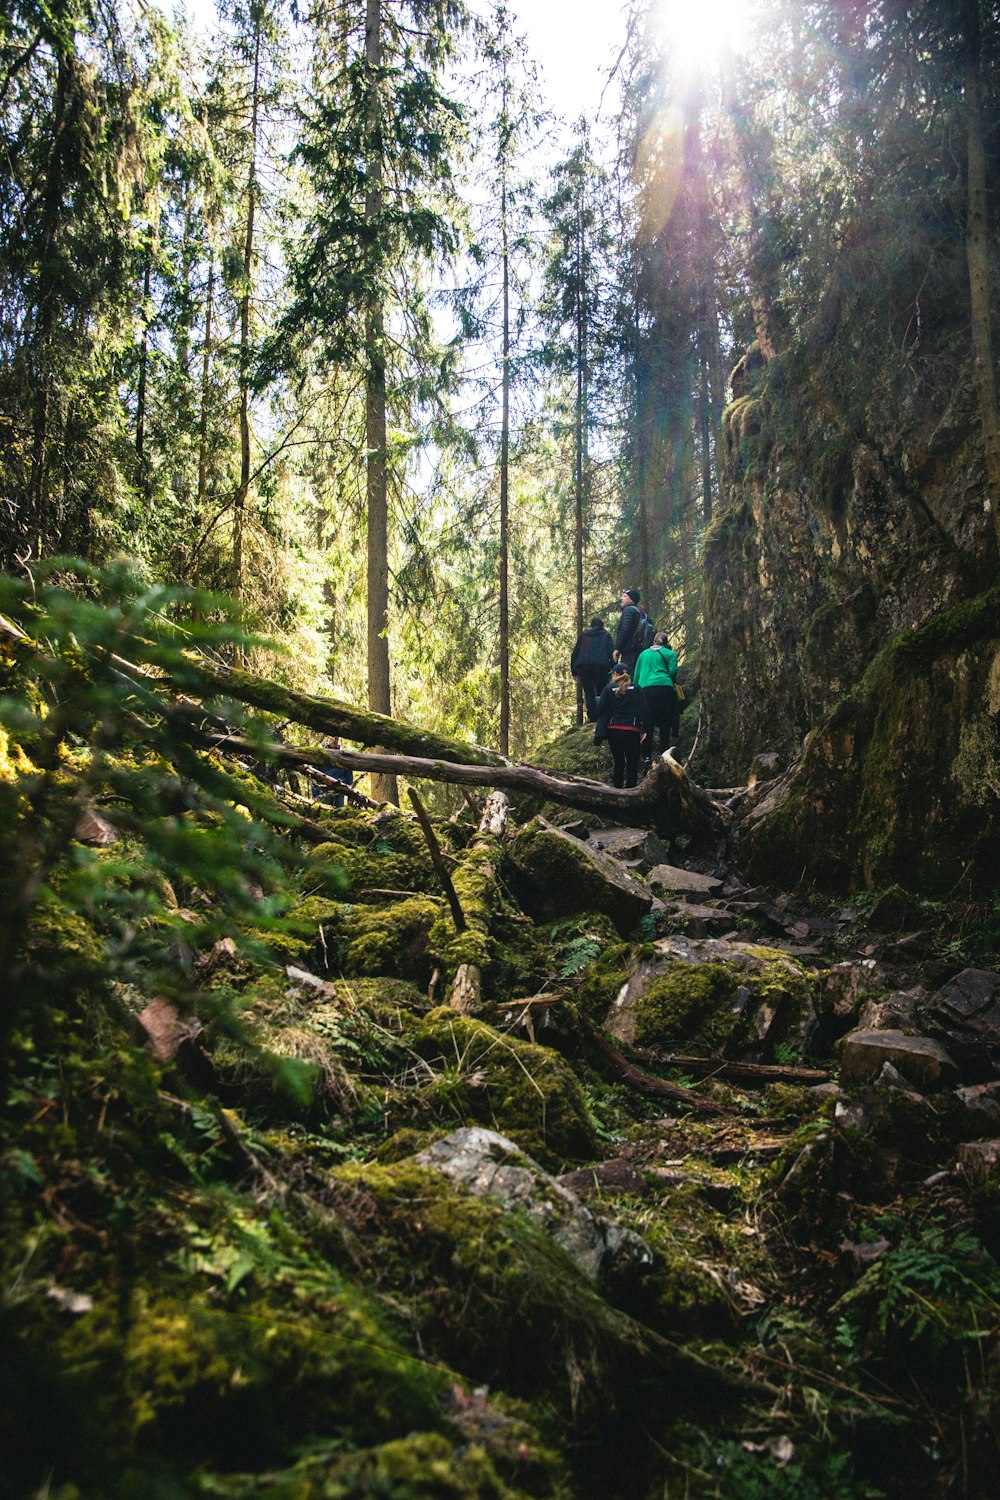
593 662 650 788
570 616 614 721
614 587 644 670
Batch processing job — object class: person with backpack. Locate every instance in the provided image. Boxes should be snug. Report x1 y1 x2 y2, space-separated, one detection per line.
570 616 615 721
593 662 650 788
614 587 653 670
632 631 679 757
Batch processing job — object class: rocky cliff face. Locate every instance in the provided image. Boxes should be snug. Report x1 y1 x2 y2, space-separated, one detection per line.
700 352 1000 893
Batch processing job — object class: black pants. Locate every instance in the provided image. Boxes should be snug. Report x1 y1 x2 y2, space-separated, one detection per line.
577 664 609 721
608 727 643 788
643 685 679 754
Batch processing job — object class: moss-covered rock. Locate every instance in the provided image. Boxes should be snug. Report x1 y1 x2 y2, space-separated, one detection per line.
508 821 652 938
4 1261 447 1492
342 897 442 986
397 1008 599 1168
605 938 817 1061
327 1154 677 1435
231 1428 569 1499
741 583 1000 895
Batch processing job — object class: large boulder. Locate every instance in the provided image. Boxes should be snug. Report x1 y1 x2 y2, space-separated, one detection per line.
647 865 724 896
604 935 817 1060
923 968 1000 1078
738 584 1000 895
414 1127 652 1286
586 826 671 872
508 819 653 936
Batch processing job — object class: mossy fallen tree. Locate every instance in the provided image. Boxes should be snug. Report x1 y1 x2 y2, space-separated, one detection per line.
156 653 507 768
77 637 722 838
203 729 723 840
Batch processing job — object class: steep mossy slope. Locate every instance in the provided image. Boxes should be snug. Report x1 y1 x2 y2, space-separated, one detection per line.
741 582 1000 893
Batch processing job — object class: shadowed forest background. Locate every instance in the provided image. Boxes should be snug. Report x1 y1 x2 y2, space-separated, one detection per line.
2 1 1000 1497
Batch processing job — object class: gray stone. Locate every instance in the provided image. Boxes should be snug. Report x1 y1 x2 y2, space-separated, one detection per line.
874 1061 914 1090
950 972 1000 1019
925 969 1000 1070
839 1030 958 1091
586 825 671 871
414 1127 652 1284
857 987 925 1032
839 1236 891 1272
955 1083 1000 1132
660 902 736 939
646 864 724 895
821 960 889 1020
558 1158 649 1200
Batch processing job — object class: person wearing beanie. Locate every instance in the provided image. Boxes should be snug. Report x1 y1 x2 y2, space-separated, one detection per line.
570 615 615 721
614 587 644 670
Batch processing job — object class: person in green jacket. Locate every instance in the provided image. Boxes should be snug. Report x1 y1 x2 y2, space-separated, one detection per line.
632 632 679 756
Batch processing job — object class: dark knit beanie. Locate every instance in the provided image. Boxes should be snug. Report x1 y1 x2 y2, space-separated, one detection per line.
624 587 640 603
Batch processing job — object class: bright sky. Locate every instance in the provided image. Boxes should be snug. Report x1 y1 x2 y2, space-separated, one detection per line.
179 0 631 131
507 0 629 130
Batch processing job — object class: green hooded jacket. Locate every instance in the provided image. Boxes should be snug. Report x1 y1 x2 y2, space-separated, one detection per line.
632 644 677 688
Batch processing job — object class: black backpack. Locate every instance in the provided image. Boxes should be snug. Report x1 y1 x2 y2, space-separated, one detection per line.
630 610 656 655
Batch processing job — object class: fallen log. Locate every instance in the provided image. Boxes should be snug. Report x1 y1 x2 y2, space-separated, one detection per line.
445 792 512 1014
637 1052 830 1086
577 1014 737 1117
87 641 722 838
156 653 507 768
197 732 722 840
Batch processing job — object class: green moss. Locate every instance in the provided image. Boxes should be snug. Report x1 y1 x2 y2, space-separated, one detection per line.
631 952 815 1059
28 887 106 970
428 838 500 983
328 1157 674 1425
400 1009 598 1168
633 964 739 1050
343 897 441 985
575 940 632 1020
246 1428 568 1499
746 582 1000 895
57 1280 444 1477
509 825 649 935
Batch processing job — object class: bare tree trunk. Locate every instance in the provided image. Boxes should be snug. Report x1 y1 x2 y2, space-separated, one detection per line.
574 191 588 727
233 20 262 634
28 50 72 557
699 345 712 524
135 250 151 468
499 145 511 755
720 42 781 362
962 0 1000 558
197 242 215 528
365 0 397 804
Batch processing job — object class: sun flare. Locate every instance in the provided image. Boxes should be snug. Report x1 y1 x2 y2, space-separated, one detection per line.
657 0 750 72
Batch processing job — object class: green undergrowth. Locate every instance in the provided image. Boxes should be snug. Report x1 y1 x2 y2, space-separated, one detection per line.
2 570 998 1498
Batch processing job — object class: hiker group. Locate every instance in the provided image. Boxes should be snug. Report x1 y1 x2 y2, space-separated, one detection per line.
570 588 683 790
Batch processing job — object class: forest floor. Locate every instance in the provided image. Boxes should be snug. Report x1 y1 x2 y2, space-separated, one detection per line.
3 699 1000 1500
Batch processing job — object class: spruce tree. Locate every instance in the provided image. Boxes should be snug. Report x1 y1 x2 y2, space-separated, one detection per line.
279 0 468 803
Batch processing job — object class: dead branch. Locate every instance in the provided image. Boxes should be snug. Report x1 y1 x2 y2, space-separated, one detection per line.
408 787 466 932
638 1052 830 1086
577 1013 737 1117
